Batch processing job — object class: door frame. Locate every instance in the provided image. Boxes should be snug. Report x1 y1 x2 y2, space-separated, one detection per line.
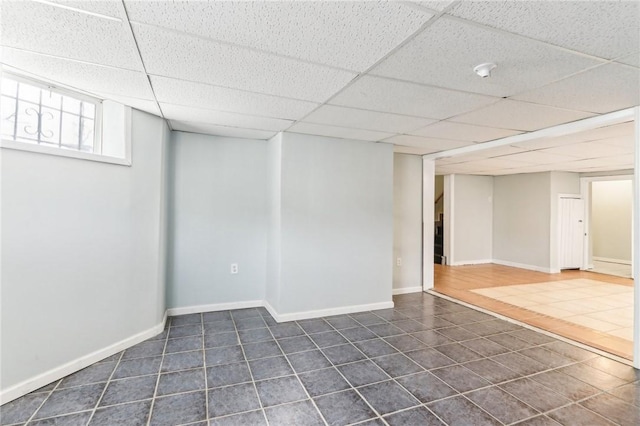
579 175 634 274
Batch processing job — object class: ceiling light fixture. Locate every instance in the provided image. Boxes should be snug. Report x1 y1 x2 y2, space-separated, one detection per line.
473 62 497 78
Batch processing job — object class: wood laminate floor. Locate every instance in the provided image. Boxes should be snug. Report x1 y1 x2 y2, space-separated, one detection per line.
433 264 634 360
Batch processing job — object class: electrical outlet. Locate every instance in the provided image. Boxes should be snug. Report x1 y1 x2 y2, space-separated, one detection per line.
396 258 402 266
230 263 238 274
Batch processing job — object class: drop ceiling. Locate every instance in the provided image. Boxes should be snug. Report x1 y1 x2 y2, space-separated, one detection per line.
1 0 638 175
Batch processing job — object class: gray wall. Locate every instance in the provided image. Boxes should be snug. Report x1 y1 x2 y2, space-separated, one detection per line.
493 172 552 270
592 179 632 261
452 174 493 264
167 132 268 308
393 154 422 291
1 110 169 390
268 133 394 315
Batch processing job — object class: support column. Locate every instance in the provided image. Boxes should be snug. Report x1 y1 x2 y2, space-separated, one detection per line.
422 158 435 290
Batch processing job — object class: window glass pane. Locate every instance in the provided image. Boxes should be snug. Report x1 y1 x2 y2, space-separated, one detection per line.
39 106 61 145
1 95 16 138
61 112 80 149
1 78 17 97
3 76 99 153
81 101 95 118
18 82 41 103
80 118 94 152
15 100 40 142
62 96 81 114
41 89 62 109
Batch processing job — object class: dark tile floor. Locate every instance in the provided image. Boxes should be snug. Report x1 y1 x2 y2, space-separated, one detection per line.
2 293 639 426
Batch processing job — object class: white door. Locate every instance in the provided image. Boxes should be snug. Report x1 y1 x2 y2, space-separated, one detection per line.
559 197 585 269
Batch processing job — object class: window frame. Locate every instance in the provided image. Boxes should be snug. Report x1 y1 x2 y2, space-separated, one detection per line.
0 71 131 166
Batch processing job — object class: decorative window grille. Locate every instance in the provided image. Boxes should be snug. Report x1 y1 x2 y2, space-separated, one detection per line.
1 74 101 153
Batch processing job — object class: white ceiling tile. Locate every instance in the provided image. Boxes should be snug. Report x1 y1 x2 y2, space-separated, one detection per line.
597 136 634 150
385 135 473 153
161 103 292 132
371 17 602 97
539 141 634 159
494 151 580 165
304 105 436 134
475 144 529 158
330 75 497 119
48 0 127 19
451 100 595 132
95 94 160 116
170 120 276 140
580 122 635 141
394 145 433 155
463 157 537 170
602 154 634 165
513 64 640 114
411 1 456 12
510 122 633 151
448 1 640 60
410 121 522 142
288 122 393 142
150 76 318 121
550 157 628 171
124 1 433 72
616 52 640 68
132 23 356 102
2 48 153 100
0 0 140 70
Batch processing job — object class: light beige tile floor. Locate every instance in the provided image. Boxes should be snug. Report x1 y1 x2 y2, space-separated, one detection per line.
591 260 632 278
472 279 633 343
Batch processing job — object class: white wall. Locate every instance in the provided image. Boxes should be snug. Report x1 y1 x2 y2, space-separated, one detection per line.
549 172 581 271
266 133 394 316
592 180 633 262
167 132 268 309
493 172 552 271
1 110 169 392
393 154 422 292
451 174 493 264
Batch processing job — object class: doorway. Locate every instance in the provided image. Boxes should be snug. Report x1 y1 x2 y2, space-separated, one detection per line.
559 196 585 270
581 177 633 279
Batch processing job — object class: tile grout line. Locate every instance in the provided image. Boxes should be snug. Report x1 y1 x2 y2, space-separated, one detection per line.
145 317 171 426
230 310 270 425
200 313 210 425
339 312 498 425
85 350 126 425
262 318 331 426
22 379 63 425
295 315 392 426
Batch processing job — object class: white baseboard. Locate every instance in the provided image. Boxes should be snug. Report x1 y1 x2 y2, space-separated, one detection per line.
392 286 423 295
167 300 263 316
492 259 554 273
449 259 493 266
0 312 167 405
593 257 632 265
264 300 395 322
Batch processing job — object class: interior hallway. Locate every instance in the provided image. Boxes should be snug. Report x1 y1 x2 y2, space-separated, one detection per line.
433 264 634 360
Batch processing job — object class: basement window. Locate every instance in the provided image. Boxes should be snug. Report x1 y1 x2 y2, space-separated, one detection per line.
0 73 130 165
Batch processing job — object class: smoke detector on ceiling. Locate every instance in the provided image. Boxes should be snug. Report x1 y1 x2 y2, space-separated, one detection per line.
473 62 497 78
